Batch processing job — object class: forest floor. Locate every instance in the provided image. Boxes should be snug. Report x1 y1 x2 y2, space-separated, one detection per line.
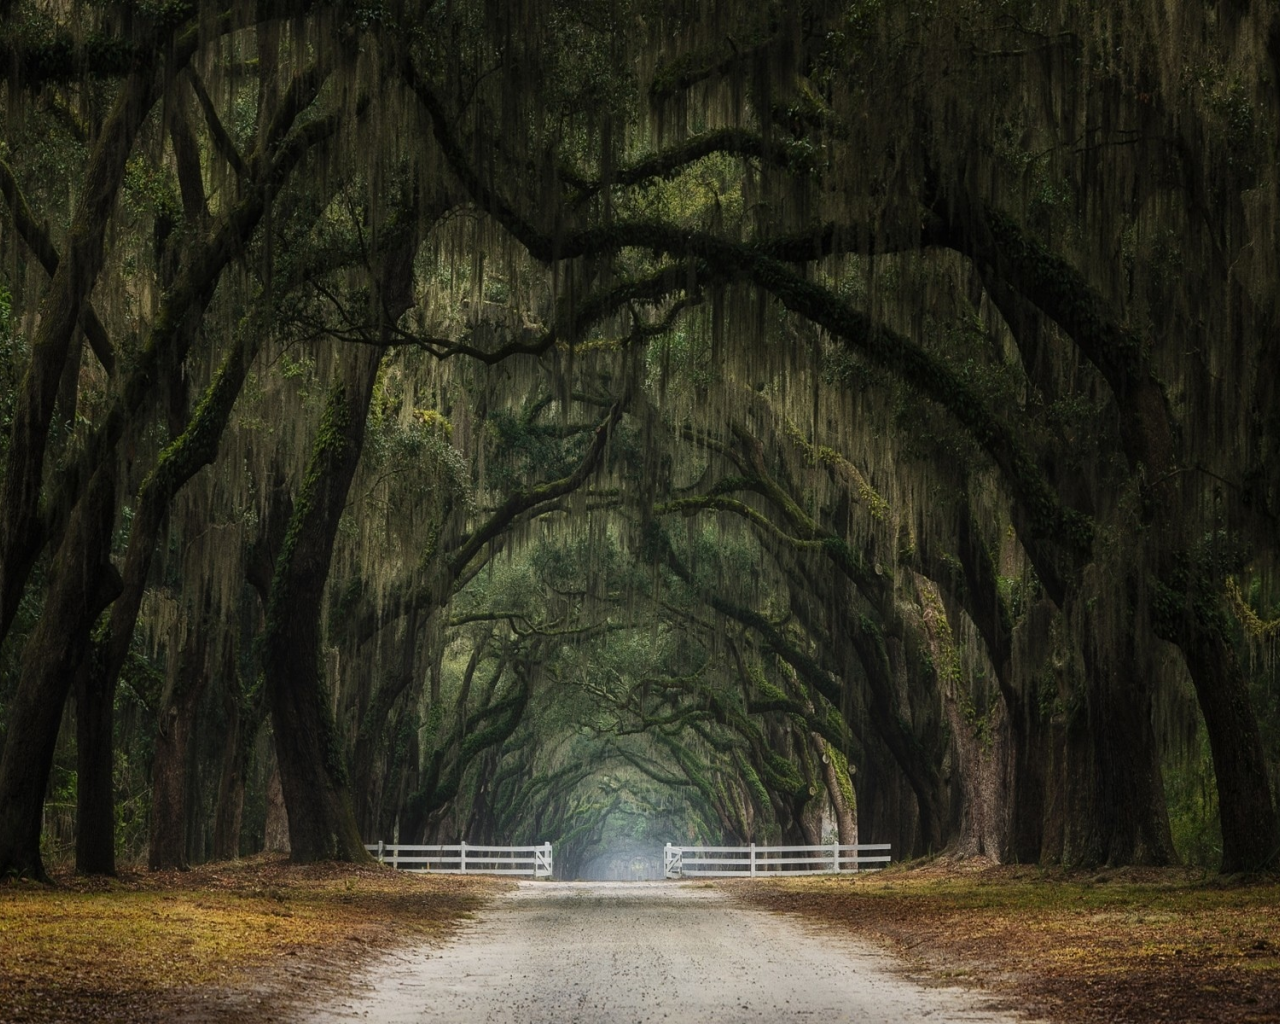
0 854 512 1023
3 856 1276 1023
726 859 1280 1024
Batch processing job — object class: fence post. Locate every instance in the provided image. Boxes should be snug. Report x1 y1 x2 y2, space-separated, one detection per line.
377 840 384 864
393 842 399 870
833 838 840 873
460 841 467 873
546 841 553 878
750 842 756 877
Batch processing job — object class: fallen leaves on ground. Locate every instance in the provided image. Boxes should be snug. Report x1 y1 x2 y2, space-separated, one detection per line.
724 860 1280 1024
0 854 512 1023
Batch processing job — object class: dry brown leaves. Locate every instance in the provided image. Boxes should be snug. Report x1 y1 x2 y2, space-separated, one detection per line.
0 854 513 1023
723 860 1280 1024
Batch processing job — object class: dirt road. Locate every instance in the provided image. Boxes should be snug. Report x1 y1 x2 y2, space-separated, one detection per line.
299 880 1029 1023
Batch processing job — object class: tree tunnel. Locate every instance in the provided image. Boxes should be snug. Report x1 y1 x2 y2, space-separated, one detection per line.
1 0 1278 882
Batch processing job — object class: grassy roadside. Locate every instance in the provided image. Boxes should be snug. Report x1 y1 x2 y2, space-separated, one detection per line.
723 861 1279 1024
0 855 513 1023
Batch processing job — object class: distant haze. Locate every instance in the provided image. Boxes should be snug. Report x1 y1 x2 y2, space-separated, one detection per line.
578 846 664 881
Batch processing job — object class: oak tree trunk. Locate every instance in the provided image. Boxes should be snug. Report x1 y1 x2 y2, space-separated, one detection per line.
261 352 380 863
260 209 420 862
211 689 258 861
814 734 857 847
74 658 117 875
149 603 212 871
0 465 120 879
263 752 291 854
1173 610 1278 872
1062 575 1175 867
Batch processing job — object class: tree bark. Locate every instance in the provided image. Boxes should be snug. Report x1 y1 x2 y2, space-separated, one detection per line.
211 684 260 861
74 654 117 875
66 89 340 869
0 464 120 879
814 734 857 846
1161 592 1279 872
1062 573 1176 867
965 203 1264 871
262 350 381 863
0 53 158 644
260 204 426 861
263 752 291 854
148 601 212 871
73 319 263 869
351 610 422 839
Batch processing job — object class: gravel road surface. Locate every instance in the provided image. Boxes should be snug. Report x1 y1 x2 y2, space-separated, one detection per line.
301 880 1029 1023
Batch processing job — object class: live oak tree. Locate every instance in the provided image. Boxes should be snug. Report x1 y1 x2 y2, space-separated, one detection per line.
1 0 1277 879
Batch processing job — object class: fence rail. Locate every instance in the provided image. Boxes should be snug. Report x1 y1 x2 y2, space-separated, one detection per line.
664 842 890 878
367 841 553 878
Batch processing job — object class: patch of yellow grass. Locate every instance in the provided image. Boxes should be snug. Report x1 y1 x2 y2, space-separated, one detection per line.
727 864 1280 1023
0 856 512 1021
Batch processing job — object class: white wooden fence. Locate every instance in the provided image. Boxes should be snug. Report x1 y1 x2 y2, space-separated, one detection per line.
367 841 553 878
664 841 890 878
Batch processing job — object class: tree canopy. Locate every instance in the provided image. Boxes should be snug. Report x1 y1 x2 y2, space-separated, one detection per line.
1 0 1278 880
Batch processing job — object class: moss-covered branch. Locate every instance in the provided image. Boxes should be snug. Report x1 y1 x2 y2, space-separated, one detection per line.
402 57 1090 565
0 158 114 374
39 79 343 578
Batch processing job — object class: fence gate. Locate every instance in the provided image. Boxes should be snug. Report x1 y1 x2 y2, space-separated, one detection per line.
368 841 553 878
663 841 890 878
